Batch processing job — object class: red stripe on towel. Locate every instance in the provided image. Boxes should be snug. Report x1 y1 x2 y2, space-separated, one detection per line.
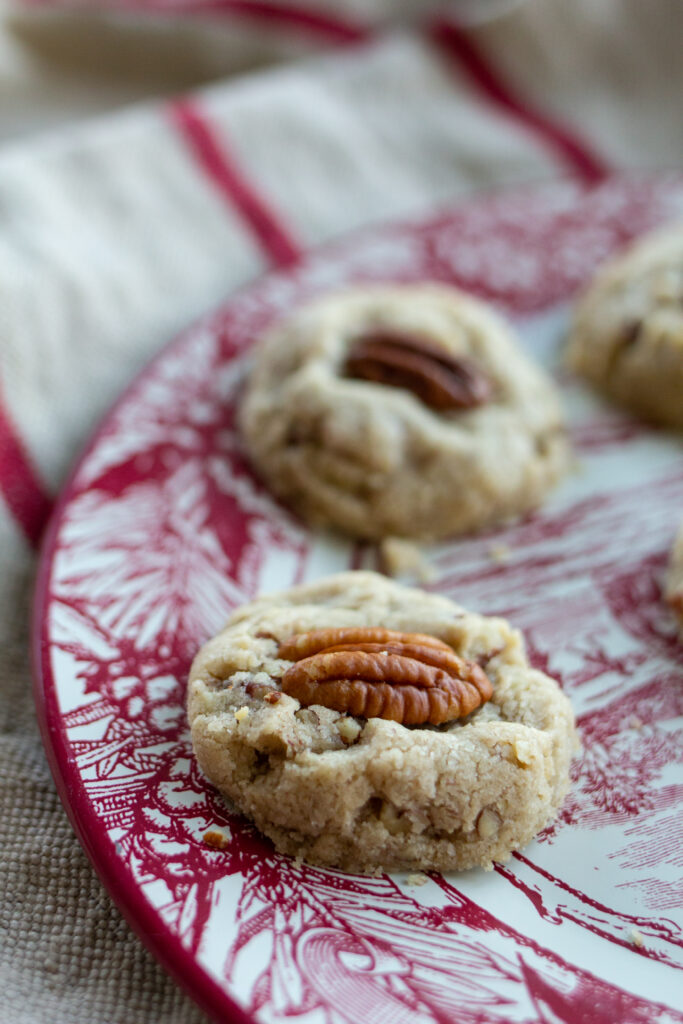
0 387 53 547
432 18 610 185
169 99 302 268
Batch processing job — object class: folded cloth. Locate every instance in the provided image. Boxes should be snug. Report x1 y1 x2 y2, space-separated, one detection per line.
0 2 681 1022
0 0 521 141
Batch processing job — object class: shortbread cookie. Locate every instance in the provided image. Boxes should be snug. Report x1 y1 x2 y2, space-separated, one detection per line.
665 520 683 635
188 572 577 873
567 225 683 428
239 285 569 540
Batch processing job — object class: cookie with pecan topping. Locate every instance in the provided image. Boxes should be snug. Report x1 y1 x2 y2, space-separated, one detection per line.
188 572 577 873
567 225 683 429
239 285 569 540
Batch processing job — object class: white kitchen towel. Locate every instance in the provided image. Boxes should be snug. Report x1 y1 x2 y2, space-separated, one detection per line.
0 0 530 141
0 2 681 1022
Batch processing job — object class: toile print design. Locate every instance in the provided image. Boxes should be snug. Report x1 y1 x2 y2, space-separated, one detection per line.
42 177 683 1024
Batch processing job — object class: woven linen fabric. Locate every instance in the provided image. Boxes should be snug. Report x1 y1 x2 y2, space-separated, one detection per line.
0 1 681 1022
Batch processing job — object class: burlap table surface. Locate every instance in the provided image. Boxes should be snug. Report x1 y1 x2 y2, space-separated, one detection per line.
0 1 681 1021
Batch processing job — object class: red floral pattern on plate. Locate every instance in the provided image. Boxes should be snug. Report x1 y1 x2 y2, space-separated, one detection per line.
34 175 683 1024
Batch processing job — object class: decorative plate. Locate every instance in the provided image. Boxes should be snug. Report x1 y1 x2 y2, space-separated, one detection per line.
34 175 683 1024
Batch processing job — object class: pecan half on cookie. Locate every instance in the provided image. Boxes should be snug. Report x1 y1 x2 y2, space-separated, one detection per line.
345 331 492 410
279 626 492 725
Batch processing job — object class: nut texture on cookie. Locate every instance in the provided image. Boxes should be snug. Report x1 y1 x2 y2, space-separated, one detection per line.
567 226 683 428
188 572 577 873
239 286 569 540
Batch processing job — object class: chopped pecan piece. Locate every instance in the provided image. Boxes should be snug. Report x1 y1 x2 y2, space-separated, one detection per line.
278 627 492 725
607 318 643 375
203 828 231 850
344 331 492 411
245 680 282 704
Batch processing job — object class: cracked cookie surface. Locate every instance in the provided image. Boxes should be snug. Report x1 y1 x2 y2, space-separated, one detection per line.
188 572 577 873
567 225 683 429
239 285 569 540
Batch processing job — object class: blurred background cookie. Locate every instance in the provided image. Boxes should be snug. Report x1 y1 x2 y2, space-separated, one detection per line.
567 226 683 429
240 285 569 540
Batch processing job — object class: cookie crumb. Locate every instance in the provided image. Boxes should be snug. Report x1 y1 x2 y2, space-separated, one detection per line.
406 873 429 887
234 706 250 722
203 828 231 850
488 542 511 565
624 714 643 731
628 927 645 948
337 717 362 744
380 537 435 583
